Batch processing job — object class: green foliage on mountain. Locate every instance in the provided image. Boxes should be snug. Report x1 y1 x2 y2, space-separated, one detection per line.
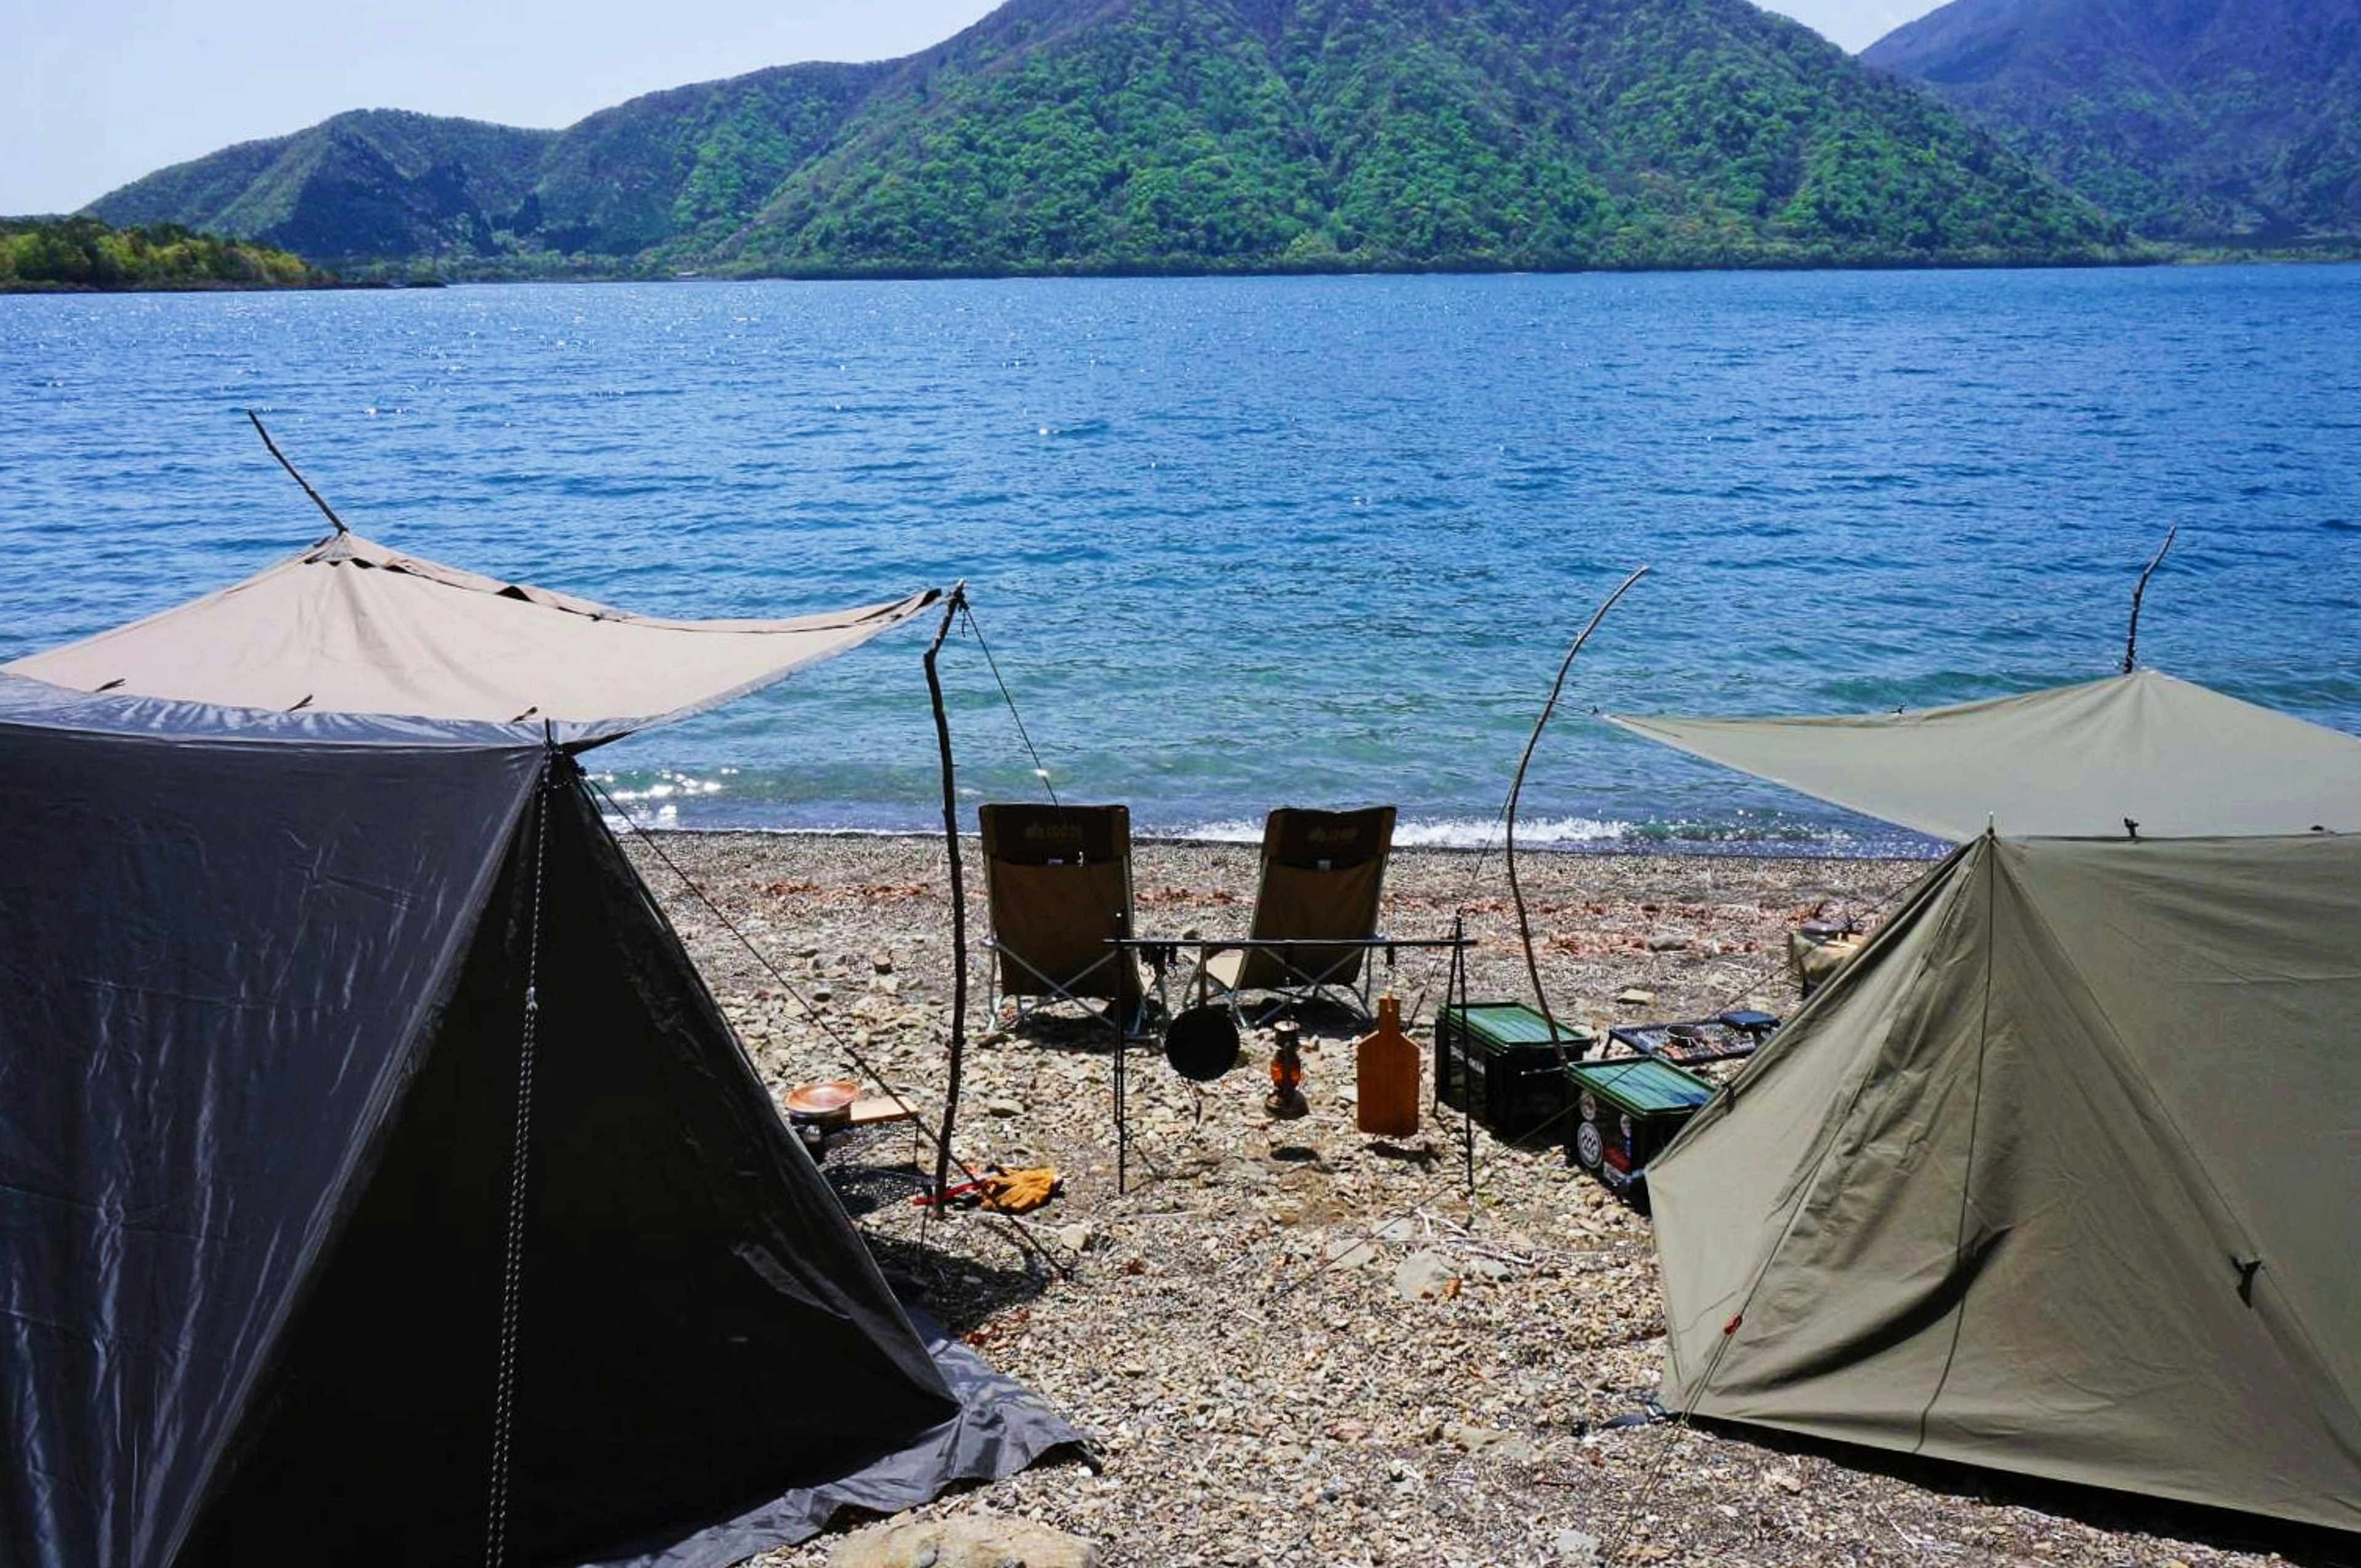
87 72 886 269
0 216 322 291
735 0 1337 270
88 0 2127 277
93 111 554 263
1862 0 2361 244
724 0 2118 273
532 64 891 256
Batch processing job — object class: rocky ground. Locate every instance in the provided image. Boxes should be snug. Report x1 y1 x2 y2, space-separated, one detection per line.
622 831 2325 1568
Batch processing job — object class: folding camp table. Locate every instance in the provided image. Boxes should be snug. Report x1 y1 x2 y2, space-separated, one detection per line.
1105 926 1476 1194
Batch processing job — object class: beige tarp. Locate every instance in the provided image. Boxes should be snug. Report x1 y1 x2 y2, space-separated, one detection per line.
1650 832 2361 1531
4 532 938 739
1608 669 2361 840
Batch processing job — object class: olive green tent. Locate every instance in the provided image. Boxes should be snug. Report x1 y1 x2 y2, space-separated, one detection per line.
1607 671 2361 1532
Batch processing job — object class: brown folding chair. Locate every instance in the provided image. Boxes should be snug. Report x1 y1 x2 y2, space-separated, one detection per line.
978 803 1145 1031
1203 805 1397 1022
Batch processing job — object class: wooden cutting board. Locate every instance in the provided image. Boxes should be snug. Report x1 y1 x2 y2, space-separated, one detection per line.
1356 995 1420 1138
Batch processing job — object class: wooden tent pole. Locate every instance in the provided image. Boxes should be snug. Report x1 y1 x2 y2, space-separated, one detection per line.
925 583 971 1202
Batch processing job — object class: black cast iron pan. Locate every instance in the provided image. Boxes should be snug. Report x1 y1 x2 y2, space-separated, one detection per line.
1165 1004 1241 1081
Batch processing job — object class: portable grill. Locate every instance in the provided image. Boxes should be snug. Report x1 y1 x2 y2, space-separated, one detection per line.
1606 1009 1778 1067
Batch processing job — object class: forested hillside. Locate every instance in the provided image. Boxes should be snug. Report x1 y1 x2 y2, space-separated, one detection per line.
0 216 322 290
726 0 2115 273
1862 0 2361 243
90 0 2125 276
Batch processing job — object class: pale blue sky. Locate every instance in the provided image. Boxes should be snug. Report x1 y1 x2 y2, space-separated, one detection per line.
1 0 1944 216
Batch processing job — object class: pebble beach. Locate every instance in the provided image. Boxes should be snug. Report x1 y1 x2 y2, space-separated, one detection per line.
619 831 2309 1568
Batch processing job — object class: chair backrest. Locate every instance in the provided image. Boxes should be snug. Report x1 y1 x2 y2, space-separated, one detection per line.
978 803 1137 1003
1235 805 1396 991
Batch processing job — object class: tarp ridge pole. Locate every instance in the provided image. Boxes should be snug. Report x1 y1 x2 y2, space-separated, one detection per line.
1504 565 1650 1049
484 741 555 1568
925 584 971 1207
2122 523 2178 674
244 409 352 537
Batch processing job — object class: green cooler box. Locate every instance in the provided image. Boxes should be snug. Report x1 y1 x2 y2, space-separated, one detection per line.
1436 1001 1594 1141
1563 1056 1714 1208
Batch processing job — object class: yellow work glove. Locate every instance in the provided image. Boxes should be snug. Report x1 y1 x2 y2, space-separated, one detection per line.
977 1165 1060 1214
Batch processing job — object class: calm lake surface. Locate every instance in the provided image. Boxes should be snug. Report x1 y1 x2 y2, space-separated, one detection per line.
3 267 2356 853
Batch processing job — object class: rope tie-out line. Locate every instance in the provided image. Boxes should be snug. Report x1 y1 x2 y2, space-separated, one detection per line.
959 601 1061 808
582 773 1063 1278
484 747 554 1568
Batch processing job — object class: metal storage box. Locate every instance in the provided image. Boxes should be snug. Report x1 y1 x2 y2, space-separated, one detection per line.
1563 1056 1714 1208
1435 1001 1592 1141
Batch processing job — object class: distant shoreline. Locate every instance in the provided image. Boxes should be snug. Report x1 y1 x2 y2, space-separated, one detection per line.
0 279 400 296
314 248 2173 287
14 246 2359 296
0 275 445 296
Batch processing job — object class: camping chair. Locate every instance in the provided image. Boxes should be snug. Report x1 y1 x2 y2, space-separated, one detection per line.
978 802 1147 1033
1203 805 1397 1023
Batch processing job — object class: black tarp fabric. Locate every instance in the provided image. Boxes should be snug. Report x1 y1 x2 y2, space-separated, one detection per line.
604 1304 1096 1568
0 681 544 1568
1 679 1086 1568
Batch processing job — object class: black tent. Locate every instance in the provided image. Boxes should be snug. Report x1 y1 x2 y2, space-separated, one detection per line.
0 671 1082 1567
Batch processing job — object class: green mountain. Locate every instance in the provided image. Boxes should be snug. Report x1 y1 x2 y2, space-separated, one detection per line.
89 0 2124 276
1861 0 2361 244
92 112 555 263
0 216 323 291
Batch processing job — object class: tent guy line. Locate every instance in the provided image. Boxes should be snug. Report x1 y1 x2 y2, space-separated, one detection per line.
587 770 1070 1280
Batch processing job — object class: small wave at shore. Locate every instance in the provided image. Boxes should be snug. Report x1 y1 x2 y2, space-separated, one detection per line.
594 795 1944 860
1176 814 1635 849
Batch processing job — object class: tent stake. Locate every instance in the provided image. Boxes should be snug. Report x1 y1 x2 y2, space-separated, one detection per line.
925 584 971 1204
2121 524 2177 674
244 409 351 537
1504 566 1649 1048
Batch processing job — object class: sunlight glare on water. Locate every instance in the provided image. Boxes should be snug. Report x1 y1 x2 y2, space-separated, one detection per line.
2 267 2355 854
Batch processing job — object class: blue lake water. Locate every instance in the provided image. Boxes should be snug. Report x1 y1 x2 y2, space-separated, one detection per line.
3 266 2357 854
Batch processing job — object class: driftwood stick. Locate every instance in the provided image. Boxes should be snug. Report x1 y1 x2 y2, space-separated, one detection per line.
2122 524 2178 674
244 409 350 536
1505 565 1650 1046
925 583 971 1202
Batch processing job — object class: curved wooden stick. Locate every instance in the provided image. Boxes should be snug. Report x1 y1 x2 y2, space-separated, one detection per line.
925 582 971 1203
1505 565 1650 1046
245 409 350 536
2122 524 2178 674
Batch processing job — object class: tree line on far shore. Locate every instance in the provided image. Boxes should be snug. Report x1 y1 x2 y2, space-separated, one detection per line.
0 216 322 291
